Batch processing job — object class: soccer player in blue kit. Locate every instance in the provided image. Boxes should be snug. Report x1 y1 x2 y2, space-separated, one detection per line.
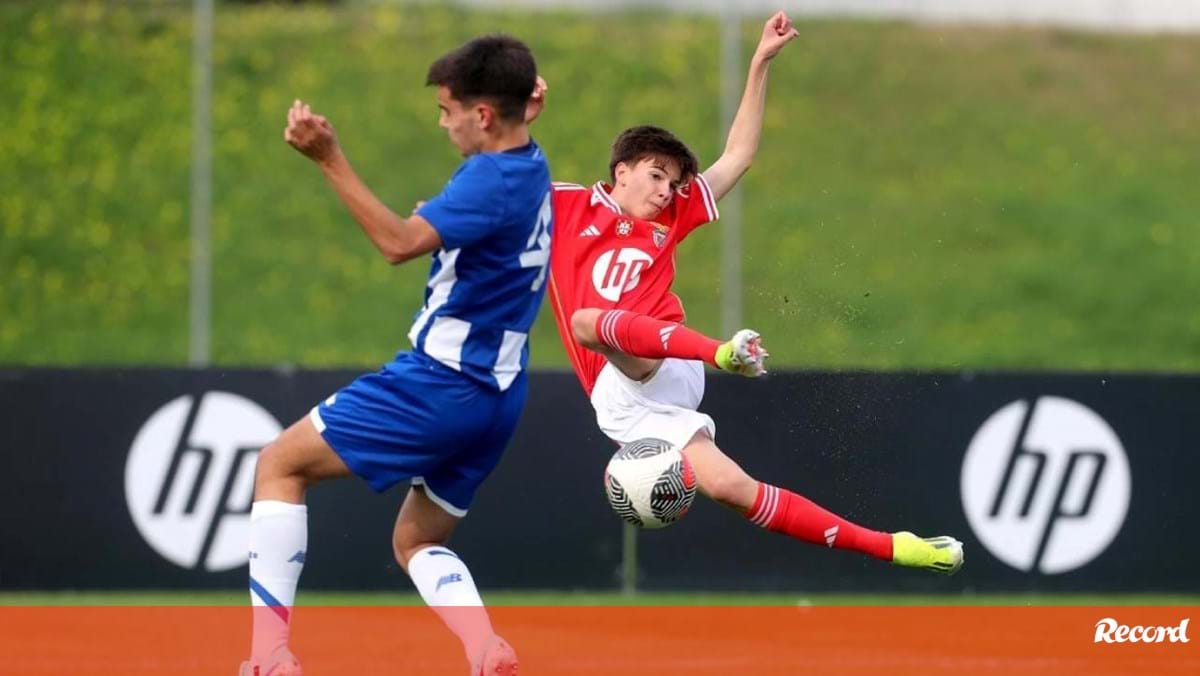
239 36 550 676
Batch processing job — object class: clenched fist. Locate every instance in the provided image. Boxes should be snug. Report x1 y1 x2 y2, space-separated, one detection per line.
525 75 548 124
284 99 339 164
755 11 799 62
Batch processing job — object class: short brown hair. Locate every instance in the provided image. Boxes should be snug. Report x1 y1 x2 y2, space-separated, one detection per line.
426 35 537 123
609 125 699 184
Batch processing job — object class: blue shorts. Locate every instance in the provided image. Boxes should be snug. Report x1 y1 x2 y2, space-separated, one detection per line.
309 351 526 516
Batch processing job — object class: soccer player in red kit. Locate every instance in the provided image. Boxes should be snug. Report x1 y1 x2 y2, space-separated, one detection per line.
537 12 963 574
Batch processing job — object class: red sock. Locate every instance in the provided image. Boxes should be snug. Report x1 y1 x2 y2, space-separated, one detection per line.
594 310 723 366
746 483 893 561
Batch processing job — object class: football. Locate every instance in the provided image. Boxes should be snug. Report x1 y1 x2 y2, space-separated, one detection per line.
604 438 697 528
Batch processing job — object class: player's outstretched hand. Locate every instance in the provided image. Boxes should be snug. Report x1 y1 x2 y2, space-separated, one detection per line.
284 99 339 164
525 75 548 124
755 11 799 62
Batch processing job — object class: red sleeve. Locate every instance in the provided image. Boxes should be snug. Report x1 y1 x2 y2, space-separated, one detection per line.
551 182 589 240
669 174 720 241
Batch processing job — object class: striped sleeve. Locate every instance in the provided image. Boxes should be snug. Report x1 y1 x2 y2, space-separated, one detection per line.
671 174 720 241
552 181 588 191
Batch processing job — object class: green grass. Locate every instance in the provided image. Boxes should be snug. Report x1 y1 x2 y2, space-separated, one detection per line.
2 2 1198 370
2 591 1197 606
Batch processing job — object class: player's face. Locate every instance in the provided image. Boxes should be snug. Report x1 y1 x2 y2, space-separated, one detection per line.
435 86 485 156
613 157 683 219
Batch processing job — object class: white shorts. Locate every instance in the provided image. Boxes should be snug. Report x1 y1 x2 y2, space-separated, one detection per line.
589 358 716 450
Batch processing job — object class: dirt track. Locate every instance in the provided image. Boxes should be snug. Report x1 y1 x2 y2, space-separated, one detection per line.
2 606 1197 674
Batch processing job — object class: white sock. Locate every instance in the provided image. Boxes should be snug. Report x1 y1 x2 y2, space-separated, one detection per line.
248 500 308 662
407 545 494 662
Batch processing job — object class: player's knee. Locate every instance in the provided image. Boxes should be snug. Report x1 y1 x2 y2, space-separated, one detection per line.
699 467 758 511
571 309 602 348
254 441 286 483
253 440 304 497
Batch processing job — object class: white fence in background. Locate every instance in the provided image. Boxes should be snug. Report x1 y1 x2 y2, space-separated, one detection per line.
457 0 1200 33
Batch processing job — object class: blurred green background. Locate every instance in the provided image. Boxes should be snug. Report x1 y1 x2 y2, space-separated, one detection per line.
2 1 1197 370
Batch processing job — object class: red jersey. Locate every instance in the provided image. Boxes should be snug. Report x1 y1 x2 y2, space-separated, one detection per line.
548 177 720 394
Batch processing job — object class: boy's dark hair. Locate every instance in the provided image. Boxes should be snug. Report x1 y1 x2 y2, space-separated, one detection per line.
426 34 537 124
609 125 699 183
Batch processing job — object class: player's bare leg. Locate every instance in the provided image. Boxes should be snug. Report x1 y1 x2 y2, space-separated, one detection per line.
680 430 963 574
255 416 354 503
571 308 767 378
242 417 354 676
677 431 759 510
394 487 517 676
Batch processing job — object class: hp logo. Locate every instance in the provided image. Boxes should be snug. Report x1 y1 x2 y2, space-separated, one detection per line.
591 248 652 302
961 397 1131 574
125 392 280 571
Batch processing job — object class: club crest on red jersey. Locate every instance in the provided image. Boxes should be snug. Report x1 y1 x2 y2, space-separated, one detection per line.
616 219 633 238
651 223 669 249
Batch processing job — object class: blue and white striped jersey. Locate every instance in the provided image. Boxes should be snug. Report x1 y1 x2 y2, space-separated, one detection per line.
409 140 551 391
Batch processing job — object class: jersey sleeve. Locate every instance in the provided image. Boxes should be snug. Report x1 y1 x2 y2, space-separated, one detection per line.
550 183 588 239
671 173 720 241
416 156 507 250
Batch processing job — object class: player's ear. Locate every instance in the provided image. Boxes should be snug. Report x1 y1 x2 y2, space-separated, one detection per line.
473 102 495 130
613 161 630 186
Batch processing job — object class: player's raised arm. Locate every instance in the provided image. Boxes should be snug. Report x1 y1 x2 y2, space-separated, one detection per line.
285 99 441 265
701 11 798 202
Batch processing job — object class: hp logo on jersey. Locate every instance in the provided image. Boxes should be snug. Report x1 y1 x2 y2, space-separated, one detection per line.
960 396 1131 574
125 392 281 572
592 248 653 302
